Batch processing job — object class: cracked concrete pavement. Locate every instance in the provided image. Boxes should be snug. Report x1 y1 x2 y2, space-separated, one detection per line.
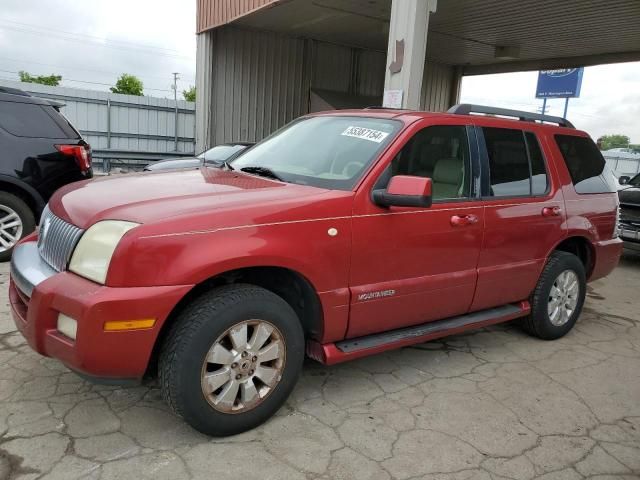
1 251 639 480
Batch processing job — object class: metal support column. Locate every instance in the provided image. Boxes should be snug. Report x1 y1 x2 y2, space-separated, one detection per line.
383 0 438 109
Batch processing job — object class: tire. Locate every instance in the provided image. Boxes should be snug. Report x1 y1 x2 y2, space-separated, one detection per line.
159 284 305 436
521 251 586 340
0 192 36 262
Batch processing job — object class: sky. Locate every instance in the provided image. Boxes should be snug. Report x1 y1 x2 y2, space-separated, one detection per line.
1 0 638 143
460 63 640 143
0 0 197 97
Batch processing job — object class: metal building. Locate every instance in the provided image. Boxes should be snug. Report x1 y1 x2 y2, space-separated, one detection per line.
195 0 640 151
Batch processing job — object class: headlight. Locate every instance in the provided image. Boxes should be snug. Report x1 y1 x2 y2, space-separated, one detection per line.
69 220 139 284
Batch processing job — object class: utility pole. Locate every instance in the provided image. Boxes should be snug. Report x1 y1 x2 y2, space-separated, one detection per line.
172 72 179 151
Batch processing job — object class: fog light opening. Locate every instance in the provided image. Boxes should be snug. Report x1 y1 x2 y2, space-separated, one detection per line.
57 313 78 340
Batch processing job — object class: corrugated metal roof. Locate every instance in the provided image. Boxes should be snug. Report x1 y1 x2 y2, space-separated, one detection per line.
198 0 640 71
197 0 279 33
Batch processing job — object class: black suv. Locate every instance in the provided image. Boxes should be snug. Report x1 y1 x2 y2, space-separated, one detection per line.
0 87 92 260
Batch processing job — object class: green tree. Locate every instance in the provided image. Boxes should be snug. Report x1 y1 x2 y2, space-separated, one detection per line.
182 85 196 102
598 134 630 151
19 71 62 86
110 74 144 96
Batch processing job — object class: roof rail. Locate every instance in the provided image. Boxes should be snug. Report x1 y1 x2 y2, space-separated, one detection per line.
448 103 575 129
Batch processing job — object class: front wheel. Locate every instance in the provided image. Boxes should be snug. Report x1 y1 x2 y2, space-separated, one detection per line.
0 192 35 262
159 284 304 436
521 251 586 340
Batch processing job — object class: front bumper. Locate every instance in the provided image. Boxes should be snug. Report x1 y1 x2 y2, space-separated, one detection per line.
10 242 193 381
620 223 640 251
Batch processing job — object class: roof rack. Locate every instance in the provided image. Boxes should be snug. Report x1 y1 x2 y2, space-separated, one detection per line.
448 103 575 129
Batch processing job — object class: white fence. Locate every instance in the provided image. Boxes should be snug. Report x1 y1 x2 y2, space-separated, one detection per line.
0 79 196 171
603 154 640 179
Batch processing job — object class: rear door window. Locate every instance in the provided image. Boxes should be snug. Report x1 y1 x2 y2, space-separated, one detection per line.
0 101 68 138
482 127 550 197
555 135 616 194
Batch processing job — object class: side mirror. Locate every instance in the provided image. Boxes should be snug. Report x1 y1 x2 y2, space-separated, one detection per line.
619 176 630 185
373 175 433 208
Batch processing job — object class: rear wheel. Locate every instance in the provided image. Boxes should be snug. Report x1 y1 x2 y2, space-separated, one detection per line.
0 192 35 262
159 284 304 436
521 251 586 340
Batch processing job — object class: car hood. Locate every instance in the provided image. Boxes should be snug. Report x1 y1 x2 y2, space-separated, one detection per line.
619 185 640 207
49 168 329 229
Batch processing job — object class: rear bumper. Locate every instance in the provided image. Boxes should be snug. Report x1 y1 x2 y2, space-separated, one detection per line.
10 242 193 382
590 238 624 281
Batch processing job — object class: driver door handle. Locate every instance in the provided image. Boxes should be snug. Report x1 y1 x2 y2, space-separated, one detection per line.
450 214 479 227
542 206 562 217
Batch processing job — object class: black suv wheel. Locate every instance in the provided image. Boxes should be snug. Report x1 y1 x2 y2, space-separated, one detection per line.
0 192 35 262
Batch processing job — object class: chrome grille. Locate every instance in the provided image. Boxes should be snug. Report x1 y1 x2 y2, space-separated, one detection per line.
37 206 84 272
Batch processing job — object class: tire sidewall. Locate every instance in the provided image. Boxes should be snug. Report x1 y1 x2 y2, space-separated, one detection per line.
0 191 36 262
533 253 586 339
168 286 304 436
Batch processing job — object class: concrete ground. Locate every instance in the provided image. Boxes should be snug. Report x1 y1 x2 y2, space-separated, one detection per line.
0 252 639 480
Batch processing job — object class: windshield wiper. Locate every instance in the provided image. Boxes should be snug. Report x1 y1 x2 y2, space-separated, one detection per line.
239 166 283 181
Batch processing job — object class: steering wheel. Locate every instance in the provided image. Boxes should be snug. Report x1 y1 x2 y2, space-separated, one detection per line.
342 161 365 177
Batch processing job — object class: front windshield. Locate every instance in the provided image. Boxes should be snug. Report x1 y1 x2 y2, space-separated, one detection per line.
231 116 402 190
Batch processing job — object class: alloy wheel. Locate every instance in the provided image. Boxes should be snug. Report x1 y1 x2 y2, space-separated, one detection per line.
0 205 23 252
548 269 580 327
201 319 286 413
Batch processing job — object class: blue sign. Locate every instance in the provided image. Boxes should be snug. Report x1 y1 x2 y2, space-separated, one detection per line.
535 68 584 98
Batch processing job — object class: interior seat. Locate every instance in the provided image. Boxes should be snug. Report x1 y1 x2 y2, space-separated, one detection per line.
432 157 464 199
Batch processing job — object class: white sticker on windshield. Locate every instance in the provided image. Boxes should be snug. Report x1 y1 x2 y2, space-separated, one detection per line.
341 126 390 143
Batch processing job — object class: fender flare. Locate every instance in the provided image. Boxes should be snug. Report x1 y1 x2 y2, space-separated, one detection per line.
0 174 46 216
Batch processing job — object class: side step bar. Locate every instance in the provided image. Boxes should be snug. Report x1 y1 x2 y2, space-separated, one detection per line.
307 301 530 365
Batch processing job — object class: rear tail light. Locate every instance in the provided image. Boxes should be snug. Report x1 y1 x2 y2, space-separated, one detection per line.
55 144 92 173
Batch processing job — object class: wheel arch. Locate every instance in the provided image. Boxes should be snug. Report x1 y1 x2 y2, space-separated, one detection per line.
0 175 46 221
551 236 595 278
146 265 324 376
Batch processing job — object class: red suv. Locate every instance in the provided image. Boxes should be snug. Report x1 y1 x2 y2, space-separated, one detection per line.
9 105 622 436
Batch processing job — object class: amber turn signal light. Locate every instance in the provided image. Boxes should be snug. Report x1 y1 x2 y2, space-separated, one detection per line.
103 319 156 332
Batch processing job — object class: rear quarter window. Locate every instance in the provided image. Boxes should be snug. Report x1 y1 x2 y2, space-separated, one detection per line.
0 101 71 138
555 134 616 194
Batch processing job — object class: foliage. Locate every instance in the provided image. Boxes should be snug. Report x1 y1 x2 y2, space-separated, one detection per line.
110 74 144 96
19 71 62 86
598 134 630 151
182 86 196 102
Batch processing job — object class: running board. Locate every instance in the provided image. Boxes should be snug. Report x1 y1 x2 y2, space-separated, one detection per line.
307 301 530 365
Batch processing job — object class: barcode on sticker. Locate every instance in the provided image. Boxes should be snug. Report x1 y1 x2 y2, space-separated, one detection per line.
341 126 390 143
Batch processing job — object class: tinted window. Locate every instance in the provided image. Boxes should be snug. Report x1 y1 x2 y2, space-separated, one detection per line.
555 135 616 194
384 125 471 200
525 132 549 195
483 128 531 197
0 101 68 138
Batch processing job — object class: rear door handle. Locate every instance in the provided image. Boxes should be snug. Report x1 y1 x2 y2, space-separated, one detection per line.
450 214 479 227
542 206 562 217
